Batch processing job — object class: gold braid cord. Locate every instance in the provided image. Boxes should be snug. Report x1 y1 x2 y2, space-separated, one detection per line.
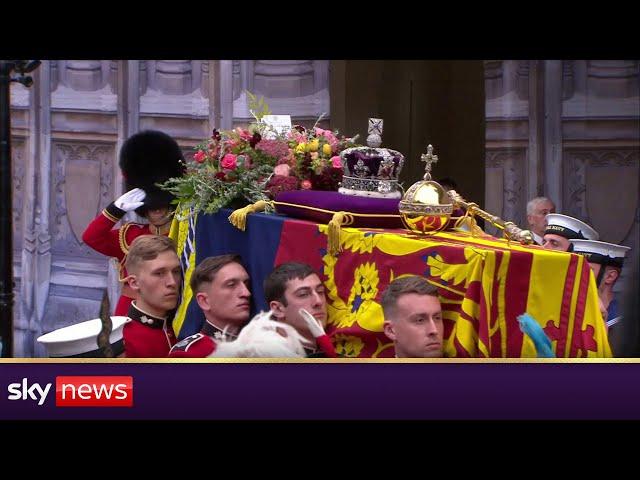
119 222 132 254
228 200 402 256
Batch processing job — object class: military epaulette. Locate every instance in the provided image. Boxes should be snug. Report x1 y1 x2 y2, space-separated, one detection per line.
118 222 146 255
170 333 206 353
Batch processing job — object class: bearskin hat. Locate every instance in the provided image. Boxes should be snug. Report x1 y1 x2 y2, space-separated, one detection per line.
119 130 186 215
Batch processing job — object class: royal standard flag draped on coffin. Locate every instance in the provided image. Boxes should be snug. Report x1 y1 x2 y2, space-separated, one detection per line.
273 220 612 358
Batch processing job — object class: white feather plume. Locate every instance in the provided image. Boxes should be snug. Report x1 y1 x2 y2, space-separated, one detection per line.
208 310 310 358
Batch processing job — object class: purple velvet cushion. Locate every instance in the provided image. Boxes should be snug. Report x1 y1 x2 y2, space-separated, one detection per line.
274 190 402 228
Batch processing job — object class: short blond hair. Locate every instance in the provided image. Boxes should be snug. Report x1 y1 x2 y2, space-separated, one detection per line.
125 235 177 274
381 275 438 321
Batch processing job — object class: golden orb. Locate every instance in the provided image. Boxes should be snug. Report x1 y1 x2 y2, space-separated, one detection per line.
399 180 453 234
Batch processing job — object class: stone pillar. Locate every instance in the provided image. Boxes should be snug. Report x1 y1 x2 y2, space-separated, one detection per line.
239 60 254 99
15 62 53 356
562 60 575 100
516 60 529 100
313 60 329 93
483 60 503 99
543 60 564 211
219 60 234 129
208 61 221 130
527 60 544 200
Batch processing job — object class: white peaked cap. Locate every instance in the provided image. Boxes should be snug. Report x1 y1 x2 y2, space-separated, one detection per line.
37 317 130 357
545 213 599 240
569 239 631 268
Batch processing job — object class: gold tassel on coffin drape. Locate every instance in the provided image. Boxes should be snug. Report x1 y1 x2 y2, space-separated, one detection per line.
326 211 353 256
227 200 273 231
228 200 401 256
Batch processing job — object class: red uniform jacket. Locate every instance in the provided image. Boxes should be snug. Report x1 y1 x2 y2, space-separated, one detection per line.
167 321 338 358
167 321 236 358
124 302 177 357
82 202 161 316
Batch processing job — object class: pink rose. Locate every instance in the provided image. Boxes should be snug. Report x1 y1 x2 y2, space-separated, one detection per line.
331 155 342 168
221 153 238 170
274 164 291 176
194 150 207 163
287 130 307 144
324 131 339 151
301 179 312 190
236 127 253 141
225 139 240 150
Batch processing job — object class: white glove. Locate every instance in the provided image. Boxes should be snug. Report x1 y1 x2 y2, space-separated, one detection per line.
299 308 326 338
114 188 146 212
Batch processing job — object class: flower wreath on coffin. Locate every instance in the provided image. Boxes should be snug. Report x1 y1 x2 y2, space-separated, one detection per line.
228 118 409 254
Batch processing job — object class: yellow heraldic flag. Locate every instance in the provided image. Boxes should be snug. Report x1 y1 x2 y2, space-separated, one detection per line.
169 206 197 337
283 224 612 357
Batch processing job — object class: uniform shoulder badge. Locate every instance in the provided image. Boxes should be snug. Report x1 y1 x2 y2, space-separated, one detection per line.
171 333 205 353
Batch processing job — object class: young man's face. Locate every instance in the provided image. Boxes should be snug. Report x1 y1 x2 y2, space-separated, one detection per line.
146 207 171 226
196 262 251 327
270 273 327 338
384 293 443 358
527 200 555 237
542 233 570 251
129 250 181 317
587 263 619 289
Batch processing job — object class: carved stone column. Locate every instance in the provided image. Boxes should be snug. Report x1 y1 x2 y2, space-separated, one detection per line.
219 60 233 130
543 60 564 210
208 61 221 130
15 62 53 356
562 60 575 100
201 61 210 98
527 60 544 200
516 61 529 100
502 60 518 95
484 60 503 99
313 60 329 93
34 62 52 333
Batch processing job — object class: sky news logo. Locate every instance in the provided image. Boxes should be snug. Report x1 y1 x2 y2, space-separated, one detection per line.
7 376 133 407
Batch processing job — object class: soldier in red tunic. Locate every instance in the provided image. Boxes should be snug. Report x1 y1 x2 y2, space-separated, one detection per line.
122 235 181 357
169 254 252 358
82 130 185 316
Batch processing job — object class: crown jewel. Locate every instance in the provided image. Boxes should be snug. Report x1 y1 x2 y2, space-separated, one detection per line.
338 118 405 198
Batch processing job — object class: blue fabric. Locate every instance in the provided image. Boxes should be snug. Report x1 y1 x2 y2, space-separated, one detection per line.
178 208 286 340
607 298 620 321
517 313 556 358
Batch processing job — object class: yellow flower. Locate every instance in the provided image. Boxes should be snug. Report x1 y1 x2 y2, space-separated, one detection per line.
322 144 332 156
307 139 319 152
295 143 307 153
